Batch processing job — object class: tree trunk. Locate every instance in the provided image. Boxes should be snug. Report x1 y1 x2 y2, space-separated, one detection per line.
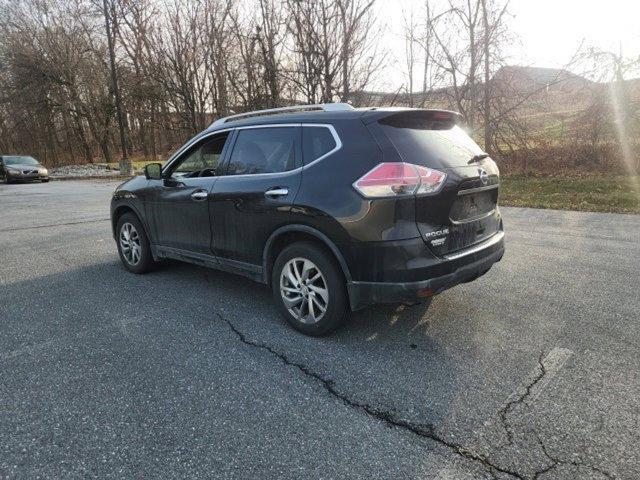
468 15 476 129
150 101 158 161
103 0 132 175
481 0 492 155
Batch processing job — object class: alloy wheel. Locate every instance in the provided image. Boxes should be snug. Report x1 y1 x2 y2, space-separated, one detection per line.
280 257 329 324
119 222 142 265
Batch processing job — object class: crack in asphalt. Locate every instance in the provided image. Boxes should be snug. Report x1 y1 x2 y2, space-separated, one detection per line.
533 433 614 480
491 352 614 479
0 218 109 232
218 314 616 479
217 312 524 480
497 351 547 445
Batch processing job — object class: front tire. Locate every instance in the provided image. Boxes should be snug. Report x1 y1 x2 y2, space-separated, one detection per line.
116 213 155 274
272 241 348 336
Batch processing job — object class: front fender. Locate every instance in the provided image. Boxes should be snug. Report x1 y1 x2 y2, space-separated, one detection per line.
110 176 153 242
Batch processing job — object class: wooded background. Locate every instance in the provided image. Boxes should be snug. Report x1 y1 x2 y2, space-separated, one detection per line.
0 0 637 175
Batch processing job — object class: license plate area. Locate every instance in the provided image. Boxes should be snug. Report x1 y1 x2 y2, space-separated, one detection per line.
425 214 501 257
448 215 500 252
450 189 497 222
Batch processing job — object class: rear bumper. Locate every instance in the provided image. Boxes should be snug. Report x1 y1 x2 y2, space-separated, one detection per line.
346 231 504 310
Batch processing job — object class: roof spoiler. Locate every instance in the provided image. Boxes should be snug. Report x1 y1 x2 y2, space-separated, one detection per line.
361 108 463 125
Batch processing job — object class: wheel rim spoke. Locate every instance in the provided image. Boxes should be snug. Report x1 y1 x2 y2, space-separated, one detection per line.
283 295 304 308
286 263 299 287
312 296 327 313
300 260 314 280
308 284 328 304
307 296 316 321
293 261 303 284
308 272 322 283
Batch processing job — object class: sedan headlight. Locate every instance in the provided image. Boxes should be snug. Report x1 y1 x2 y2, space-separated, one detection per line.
6 168 21 175
39 168 48 175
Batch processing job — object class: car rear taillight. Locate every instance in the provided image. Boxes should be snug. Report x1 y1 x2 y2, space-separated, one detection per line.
414 165 447 194
353 162 446 198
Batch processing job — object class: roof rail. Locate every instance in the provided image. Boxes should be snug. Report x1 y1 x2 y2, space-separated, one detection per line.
210 103 354 127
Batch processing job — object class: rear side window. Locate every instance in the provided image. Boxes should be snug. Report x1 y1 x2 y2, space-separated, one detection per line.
227 127 296 175
302 126 336 164
378 112 484 169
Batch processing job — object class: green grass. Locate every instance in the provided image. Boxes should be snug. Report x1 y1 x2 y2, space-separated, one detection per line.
499 174 640 214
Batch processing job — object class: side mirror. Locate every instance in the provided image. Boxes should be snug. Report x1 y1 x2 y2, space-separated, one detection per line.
144 163 162 180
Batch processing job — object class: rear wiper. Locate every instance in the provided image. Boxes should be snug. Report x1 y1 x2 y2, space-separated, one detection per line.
468 153 489 164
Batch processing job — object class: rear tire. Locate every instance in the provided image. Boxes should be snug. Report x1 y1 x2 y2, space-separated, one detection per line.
116 212 155 274
272 241 348 336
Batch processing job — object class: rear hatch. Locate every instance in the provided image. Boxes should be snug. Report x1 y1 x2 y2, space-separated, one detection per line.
366 110 501 256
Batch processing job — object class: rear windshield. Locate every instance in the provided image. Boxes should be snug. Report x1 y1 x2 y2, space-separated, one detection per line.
378 115 484 169
3 156 39 166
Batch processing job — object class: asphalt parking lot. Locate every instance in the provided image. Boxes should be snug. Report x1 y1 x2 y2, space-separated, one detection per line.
1 179 639 479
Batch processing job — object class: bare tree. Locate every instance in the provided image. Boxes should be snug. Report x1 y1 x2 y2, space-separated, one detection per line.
402 7 418 106
336 0 377 102
285 0 380 104
587 47 640 171
256 0 285 106
103 0 132 174
481 0 491 153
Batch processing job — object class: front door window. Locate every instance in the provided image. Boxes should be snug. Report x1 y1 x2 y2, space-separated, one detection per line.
169 133 229 179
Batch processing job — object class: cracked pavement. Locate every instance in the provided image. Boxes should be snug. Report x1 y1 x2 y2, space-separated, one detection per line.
1 180 639 479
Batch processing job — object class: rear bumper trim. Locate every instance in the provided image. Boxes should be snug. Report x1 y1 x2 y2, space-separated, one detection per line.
347 236 504 310
457 184 499 195
443 230 504 261
450 209 496 224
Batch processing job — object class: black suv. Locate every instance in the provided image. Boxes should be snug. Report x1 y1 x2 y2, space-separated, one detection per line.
111 104 504 335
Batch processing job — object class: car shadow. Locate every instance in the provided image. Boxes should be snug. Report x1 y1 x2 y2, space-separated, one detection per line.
139 261 464 432
2 258 476 435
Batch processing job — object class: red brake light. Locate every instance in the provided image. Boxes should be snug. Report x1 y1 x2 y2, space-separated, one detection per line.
353 162 446 198
432 111 452 121
417 288 436 298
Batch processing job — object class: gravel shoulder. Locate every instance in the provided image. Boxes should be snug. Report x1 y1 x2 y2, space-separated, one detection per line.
48 163 125 179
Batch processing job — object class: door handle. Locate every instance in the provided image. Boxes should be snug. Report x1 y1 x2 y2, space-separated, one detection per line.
191 190 209 201
265 188 289 198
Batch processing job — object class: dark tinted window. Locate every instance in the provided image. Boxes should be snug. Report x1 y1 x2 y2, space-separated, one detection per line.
171 133 229 178
302 126 336 164
227 127 296 175
378 113 484 169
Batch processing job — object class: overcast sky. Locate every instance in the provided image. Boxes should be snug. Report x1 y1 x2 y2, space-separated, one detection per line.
376 0 640 90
